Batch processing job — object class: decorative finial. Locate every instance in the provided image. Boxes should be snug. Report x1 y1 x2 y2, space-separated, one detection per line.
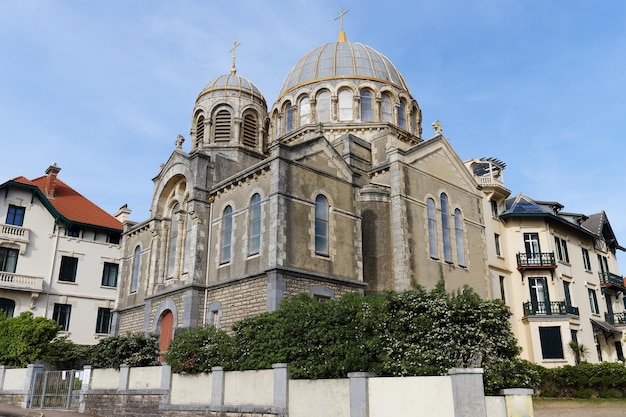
335 7 349 42
432 120 444 135
175 134 185 149
229 39 241 75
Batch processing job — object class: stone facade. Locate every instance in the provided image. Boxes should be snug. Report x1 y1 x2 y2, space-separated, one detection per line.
114 31 489 350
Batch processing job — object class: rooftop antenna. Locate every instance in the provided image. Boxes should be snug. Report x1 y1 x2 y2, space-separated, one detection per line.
335 7 349 42
230 39 241 75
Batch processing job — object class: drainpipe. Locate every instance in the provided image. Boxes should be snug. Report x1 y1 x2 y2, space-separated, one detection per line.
44 219 61 317
202 203 213 325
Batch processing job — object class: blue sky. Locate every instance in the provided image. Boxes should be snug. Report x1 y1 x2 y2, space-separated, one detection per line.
1 1 625 264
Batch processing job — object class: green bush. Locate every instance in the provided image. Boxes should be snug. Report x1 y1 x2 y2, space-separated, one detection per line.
483 358 542 395
599 388 622 398
42 337 89 370
538 362 626 397
167 284 524 394
573 388 595 399
0 312 60 367
164 326 232 373
88 332 160 368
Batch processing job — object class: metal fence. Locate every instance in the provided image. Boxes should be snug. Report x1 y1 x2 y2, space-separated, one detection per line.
28 370 82 410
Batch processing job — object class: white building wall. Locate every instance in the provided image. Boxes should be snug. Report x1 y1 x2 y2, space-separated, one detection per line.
0 183 121 345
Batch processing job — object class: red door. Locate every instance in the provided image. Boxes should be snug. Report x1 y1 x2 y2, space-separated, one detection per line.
159 311 174 362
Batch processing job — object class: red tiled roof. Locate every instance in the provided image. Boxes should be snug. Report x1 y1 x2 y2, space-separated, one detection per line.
28 175 122 231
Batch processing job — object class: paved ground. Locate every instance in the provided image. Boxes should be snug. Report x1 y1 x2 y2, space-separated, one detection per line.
533 399 626 417
3 399 626 416
0 403 94 417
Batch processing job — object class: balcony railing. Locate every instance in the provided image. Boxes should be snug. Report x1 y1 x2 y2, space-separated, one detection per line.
523 301 579 316
0 223 30 243
516 252 556 269
599 271 625 289
606 312 626 325
0 272 43 292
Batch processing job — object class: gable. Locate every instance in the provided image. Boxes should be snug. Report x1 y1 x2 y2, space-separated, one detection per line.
403 136 478 193
286 135 353 182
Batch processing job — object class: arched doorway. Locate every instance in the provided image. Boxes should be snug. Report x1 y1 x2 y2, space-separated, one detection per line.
158 310 174 362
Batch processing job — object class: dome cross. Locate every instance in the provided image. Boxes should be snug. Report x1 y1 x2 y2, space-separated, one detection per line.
334 7 350 42
230 39 241 75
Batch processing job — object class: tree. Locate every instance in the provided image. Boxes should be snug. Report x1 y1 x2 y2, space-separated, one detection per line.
88 332 160 368
0 312 60 367
568 341 590 365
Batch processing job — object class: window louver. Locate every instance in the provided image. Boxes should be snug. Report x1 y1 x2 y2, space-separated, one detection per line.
215 110 231 142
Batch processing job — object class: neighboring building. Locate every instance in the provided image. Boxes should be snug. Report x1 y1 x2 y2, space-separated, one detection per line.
467 157 626 367
0 164 123 345
114 29 489 354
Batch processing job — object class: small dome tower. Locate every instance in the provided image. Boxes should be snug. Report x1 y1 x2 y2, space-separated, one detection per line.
190 42 268 154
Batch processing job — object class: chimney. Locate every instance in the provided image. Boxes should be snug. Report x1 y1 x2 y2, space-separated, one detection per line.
115 204 132 224
44 163 61 198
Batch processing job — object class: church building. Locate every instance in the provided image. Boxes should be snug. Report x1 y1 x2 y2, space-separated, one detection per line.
113 28 489 354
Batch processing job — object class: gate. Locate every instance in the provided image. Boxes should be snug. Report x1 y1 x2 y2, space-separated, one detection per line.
28 370 82 409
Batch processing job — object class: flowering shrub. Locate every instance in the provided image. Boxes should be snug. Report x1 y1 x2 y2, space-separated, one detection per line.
166 283 528 392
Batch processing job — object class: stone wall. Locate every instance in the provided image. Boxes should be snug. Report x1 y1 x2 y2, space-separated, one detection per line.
205 276 269 331
117 305 145 334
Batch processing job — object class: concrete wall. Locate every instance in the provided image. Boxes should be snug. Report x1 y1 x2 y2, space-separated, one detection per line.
289 379 350 417
90 368 119 390
368 376 454 417
1 368 28 391
170 373 212 405
0 364 534 417
223 369 273 407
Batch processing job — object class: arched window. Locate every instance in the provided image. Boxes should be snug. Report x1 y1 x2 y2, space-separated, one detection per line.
360 90 373 121
398 100 407 129
195 115 205 147
183 210 192 272
338 89 352 121
249 193 261 256
221 206 233 263
0 298 15 318
427 198 438 259
242 113 257 147
167 204 179 278
316 91 331 122
299 96 310 125
381 92 393 122
441 193 452 263
315 195 329 256
214 109 231 142
285 102 293 132
455 208 465 267
131 245 141 293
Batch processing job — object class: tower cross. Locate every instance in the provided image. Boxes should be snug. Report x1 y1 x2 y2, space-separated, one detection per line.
230 39 241 75
334 7 349 32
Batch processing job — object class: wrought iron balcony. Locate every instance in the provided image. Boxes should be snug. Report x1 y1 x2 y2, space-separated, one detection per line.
523 301 579 316
516 252 556 270
605 312 626 325
0 272 43 292
599 271 625 291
